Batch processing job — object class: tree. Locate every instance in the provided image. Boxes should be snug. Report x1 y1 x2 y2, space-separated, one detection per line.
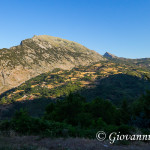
132 91 150 128
45 93 85 125
86 97 117 125
0 97 7 104
119 99 130 124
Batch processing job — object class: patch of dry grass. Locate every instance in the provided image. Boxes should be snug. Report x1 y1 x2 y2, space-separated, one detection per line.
0 135 149 150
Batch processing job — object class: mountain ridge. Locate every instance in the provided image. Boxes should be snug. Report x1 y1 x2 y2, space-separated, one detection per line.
0 35 105 94
104 52 150 70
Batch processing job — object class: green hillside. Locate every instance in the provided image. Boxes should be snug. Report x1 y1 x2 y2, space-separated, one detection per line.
0 60 150 119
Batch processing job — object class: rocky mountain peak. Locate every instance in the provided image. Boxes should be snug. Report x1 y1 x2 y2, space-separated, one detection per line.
104 52 117 59
0 35 105 94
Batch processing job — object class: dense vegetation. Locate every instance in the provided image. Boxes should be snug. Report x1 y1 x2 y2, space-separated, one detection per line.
81 74 150 104
0 92 150 141
0 59 150 143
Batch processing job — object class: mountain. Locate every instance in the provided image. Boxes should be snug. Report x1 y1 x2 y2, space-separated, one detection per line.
0 35 105 94
1 36 150 119
104 52 150 70
103 52 118 59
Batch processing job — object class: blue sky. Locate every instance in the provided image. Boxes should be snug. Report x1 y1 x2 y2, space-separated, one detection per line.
0 0 150 58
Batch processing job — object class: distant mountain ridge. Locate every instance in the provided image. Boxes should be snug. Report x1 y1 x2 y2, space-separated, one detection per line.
0 35 105 94
104 52 150 70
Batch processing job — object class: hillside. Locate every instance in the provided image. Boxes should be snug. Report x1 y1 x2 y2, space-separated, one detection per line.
1 60 150 119
0 35 104 94
104 52 150 70
1 37 150 119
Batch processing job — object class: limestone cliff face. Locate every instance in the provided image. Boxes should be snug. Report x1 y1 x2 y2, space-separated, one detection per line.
0 35 105 94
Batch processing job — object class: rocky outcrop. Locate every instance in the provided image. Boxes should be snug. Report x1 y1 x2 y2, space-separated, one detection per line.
103 52 118 59
0 35 105 94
